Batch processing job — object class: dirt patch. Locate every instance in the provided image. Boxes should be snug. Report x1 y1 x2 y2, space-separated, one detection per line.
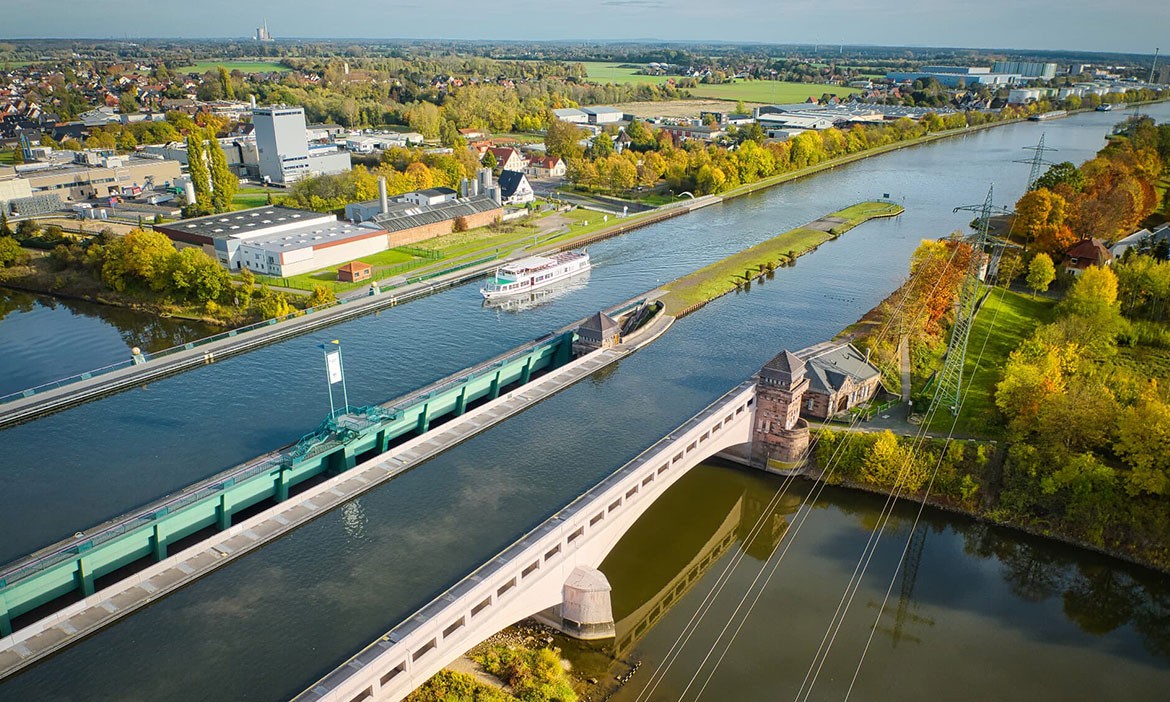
609 99 766 120
805 216 845 232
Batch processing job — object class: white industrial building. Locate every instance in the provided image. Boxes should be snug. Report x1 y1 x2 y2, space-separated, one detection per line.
552 108 589 124
253 105 351 184
580 106 625 124
155 205 388 277
993 61 1058 80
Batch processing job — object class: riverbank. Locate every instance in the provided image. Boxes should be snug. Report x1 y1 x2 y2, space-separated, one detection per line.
659 201 903 315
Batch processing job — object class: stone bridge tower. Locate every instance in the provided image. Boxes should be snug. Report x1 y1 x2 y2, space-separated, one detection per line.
753 350 811 464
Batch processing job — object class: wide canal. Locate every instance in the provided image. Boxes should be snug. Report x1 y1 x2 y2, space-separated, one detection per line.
1 104 1168 700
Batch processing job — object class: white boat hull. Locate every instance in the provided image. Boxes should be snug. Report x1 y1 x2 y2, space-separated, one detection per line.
480 252 591 299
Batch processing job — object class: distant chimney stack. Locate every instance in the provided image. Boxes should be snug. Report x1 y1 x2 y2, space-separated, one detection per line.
250 94 257 109
378 176 388 214
183 180 196 205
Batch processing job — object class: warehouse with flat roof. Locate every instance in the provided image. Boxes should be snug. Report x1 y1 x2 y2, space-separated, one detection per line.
155 205 388 277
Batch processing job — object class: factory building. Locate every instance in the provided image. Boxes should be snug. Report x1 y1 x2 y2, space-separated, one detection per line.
253 105 350 184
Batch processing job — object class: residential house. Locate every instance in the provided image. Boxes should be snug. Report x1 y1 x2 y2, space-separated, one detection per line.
497 170 534 205
1110 224 1170 258
1063 238 1113 275
528 155 566 179
486 146 527 173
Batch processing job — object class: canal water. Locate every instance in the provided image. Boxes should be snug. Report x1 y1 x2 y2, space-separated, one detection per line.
0 290 216 397
1 104 1168 700
597 463 1170 702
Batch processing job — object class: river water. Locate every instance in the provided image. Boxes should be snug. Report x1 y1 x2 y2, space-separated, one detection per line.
1 105 1168 700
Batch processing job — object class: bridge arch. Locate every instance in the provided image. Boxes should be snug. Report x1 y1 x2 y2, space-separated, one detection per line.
296 381 758 702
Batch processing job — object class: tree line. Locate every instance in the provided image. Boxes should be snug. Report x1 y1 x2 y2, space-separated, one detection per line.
555 108 1022 197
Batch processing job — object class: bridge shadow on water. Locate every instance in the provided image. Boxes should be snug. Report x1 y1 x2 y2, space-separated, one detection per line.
550 459 801 692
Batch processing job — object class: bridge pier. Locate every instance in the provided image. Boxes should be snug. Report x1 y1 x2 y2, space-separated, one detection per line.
537 566 615 640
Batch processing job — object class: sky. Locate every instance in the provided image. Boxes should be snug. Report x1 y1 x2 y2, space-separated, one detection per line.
1 0 1167 56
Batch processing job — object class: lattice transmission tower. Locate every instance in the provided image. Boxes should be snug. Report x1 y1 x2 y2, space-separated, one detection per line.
933 186 1011 415
1015 133 1058 191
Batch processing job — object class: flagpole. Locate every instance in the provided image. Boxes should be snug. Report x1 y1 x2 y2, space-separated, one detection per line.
337 342 350 412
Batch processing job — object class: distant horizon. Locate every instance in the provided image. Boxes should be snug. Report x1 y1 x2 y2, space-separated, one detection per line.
1 0 1164 56
0 36 1161 65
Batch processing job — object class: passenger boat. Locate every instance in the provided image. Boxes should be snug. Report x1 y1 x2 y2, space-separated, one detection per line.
482 269 591 312
480 250 591 299
1029 110 1068 121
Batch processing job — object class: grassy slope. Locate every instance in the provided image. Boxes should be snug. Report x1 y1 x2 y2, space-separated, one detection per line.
929 288 1056 437
659 201 902 312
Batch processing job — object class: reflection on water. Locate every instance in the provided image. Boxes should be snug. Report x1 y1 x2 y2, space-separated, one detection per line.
589 463 1170 702
0 289 217 395
480 268 592 314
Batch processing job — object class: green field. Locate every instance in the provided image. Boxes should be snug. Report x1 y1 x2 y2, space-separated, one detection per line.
583 62 858 103
176 60 288 74
0 150 16 165
928 288 1056 437
582 62 673 86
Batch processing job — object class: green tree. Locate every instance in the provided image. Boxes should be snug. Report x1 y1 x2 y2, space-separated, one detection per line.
1026 253 1056 297
186 133 213 214
404 101 442 139
118 92 139 113
307 284 337 307
206 131 238 213
217 66 235 100
439 120 466 150
1115 383 1170 495
0 212 11 237
545 119 585 160
589 133 614 158
101 228 178 292
1034 161 1085 192
0 236 25 267
481 150 498 171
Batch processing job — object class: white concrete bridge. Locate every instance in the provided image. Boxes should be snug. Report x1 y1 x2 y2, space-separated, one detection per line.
295 380 758 702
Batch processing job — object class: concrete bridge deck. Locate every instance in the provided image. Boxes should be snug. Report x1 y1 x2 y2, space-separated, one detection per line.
294 379 757 702
0 306 675 680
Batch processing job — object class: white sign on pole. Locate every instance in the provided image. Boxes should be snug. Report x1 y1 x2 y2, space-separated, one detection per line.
326 350 343 384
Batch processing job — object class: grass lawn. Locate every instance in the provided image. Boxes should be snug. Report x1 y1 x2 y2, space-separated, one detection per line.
659 201 902 312
0 150 18 165
255 248 421 293
1116 343 1170 382
928 288 1057 437
232 187 271 210
176 60 288 74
